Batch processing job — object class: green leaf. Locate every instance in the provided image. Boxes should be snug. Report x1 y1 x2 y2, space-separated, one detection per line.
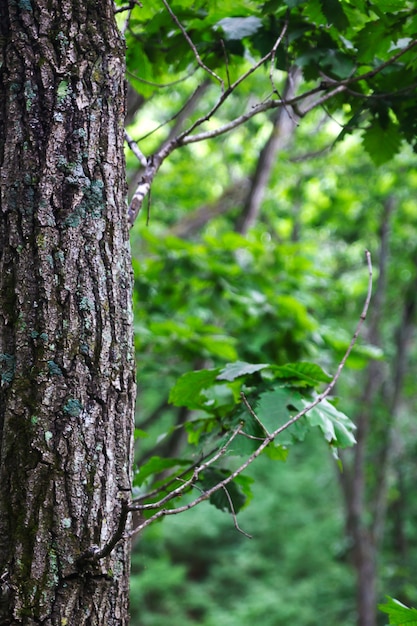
198 334 238 360
169 368 221 409
255 388 355 449
198 468 248 513
283 0 306 7
272 362 332 386
302 398 356 448
256 388 310 445
379 597 417 625
233 474 255 506
321 50 356 79
373 0 408 11
355 21 391 62
362 122 403 165
264 442 289 461
320 0 349 31
216 16 263 40
217 361 270 382
135 456 192 486
134 428 149 440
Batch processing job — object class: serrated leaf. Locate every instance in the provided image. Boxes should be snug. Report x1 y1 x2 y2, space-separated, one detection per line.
228 409 268 456
169 368 220 409
322 50 356 79
216 16 263 40
302 398 356 448
255 388 355 449
256 388 309 445
217 361 270 382
320 0 349 31
273 362 332 385
304 0 327 26
379 597 417 625
355 21 390 62
362 121 402 165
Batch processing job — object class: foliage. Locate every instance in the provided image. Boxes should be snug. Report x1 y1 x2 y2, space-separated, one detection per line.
120 0 417 169
379 597 417 625
120 0 417 624
130 432 356 626
131 358 356 530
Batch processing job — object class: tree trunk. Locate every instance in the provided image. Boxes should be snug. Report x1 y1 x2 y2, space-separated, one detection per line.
0 1 135 624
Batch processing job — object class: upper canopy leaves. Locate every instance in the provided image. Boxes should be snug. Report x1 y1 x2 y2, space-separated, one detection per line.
120 0 417 166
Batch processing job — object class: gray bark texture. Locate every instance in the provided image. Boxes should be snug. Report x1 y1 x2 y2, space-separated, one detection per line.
0 0 136 624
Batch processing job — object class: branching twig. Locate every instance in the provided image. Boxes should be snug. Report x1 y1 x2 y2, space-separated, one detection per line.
126 8 416 226
241 391 270 437
128 251 373 537
83 252 372 558
129 422 244 512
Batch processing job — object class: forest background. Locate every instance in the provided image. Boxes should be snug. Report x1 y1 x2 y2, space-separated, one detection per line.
121 2 417 625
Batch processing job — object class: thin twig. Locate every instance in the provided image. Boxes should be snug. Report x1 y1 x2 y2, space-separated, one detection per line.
176 20 290 143
268 15 289 94
161 0 224 87
129 423 244 512
220 484 253 539
126 67 196 89
128 30 414 223
241 391 270 436
114 0 142 15
127 34 415 224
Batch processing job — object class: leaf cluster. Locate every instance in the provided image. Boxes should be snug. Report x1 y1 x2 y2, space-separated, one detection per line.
131 358 355 528
121 0 417 165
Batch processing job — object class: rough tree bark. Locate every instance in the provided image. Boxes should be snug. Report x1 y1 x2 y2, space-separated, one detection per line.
0 1 135 624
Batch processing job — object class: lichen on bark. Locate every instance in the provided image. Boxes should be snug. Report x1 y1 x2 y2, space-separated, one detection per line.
0 1 135 623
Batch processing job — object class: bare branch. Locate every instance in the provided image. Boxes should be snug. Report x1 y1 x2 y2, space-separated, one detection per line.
220 485 253 539
176 19 290 143
124 130 147 167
